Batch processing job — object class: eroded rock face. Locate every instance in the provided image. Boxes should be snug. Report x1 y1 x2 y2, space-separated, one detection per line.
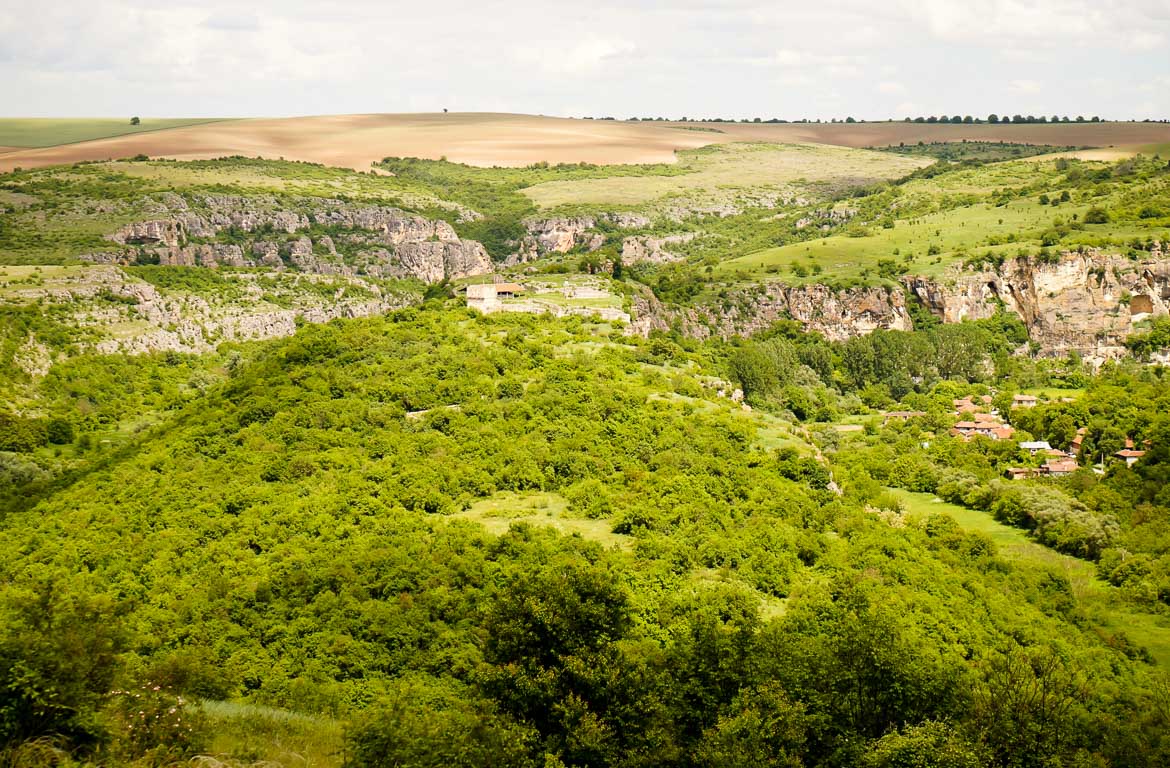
99 196 492 284
110 220 186 248
606 212 652 229
524 216 599 254
628 282 911 340
903 247 1170 362
621 233 695 264
504 212 657 265
6 265 419 363
395 241 493 283
627 247 1170 363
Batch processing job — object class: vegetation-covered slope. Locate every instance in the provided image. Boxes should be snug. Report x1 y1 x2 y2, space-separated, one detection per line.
3 307 1170 767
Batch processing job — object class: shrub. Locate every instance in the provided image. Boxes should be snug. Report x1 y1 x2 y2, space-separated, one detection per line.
104 683 205 763
1083 207 1110 224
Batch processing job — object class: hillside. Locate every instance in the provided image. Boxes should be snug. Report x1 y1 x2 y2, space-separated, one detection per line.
4 307 1170 767
4 116 1170 767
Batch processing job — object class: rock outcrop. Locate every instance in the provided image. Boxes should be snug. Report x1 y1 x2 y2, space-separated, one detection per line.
98 196 492 284
628 282 912 340
522 216 602 255
508 212 656 265
6 265 419 362
903 247 1170 362
621 233 695 264
109 220 185 247
628 247 1170 364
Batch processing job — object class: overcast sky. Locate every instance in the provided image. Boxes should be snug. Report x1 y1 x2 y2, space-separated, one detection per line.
2 0 1168 120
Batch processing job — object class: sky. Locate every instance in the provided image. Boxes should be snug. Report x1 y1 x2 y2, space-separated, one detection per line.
2 0 1168 120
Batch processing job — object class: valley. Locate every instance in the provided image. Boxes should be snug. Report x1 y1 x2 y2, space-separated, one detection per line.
3 114 1170 767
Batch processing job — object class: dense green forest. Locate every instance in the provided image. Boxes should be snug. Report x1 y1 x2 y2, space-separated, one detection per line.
2 304 1170 767
3 127 1170 767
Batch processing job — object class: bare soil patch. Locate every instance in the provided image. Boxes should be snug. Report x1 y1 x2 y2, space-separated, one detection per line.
671 120 1170 150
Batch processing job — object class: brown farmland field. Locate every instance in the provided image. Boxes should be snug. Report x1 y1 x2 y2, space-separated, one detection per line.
673 119 1170 150
0 113 1167 173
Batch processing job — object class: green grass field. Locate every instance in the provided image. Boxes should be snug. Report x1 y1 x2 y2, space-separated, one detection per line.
718 196 1096 282
521 142 928 209
1020 386 1085 399
0 118 229 148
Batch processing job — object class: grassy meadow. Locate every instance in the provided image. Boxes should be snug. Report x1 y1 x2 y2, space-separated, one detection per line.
0 118 229 148
521 142 929 209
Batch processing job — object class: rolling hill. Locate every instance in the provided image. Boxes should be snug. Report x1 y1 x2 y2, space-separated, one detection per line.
1 113 1167 173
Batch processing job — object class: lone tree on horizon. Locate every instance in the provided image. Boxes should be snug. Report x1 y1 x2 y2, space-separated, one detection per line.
130 116 140 125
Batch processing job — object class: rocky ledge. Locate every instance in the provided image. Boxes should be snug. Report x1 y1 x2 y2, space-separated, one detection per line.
9 266 418 370
89 195 492 284
629 246 1170 363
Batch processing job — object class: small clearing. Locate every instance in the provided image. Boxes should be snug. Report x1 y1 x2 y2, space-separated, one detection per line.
452 491 632 550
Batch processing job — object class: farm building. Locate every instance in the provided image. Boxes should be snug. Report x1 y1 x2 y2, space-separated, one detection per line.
1069 427 1088 456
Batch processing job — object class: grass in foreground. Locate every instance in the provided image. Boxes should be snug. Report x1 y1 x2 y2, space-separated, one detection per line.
199 700 343 767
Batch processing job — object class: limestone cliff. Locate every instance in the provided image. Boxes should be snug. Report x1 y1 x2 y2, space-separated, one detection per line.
620 233 695 264
507 213 655 265
628 247 1170 362
627 282 912 340
7 265 418 362
903 246 1169 361
94 196 492 283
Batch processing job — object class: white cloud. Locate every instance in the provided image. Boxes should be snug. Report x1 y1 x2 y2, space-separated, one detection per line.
1010 79 1044 94
514 38 636 76
1133 31 1165 50
0 0 1165 120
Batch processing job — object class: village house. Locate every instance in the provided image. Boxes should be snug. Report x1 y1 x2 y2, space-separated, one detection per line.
1040 458 1079 477
951 418 1015 441
883 410 927 426
953 395 993 414
1019 440 1052 456
1006 467 1035 481
1069 427 1088 457
465 281 525 313
1012 394 1038 408
1115 448 1146 468
495 282 523 298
